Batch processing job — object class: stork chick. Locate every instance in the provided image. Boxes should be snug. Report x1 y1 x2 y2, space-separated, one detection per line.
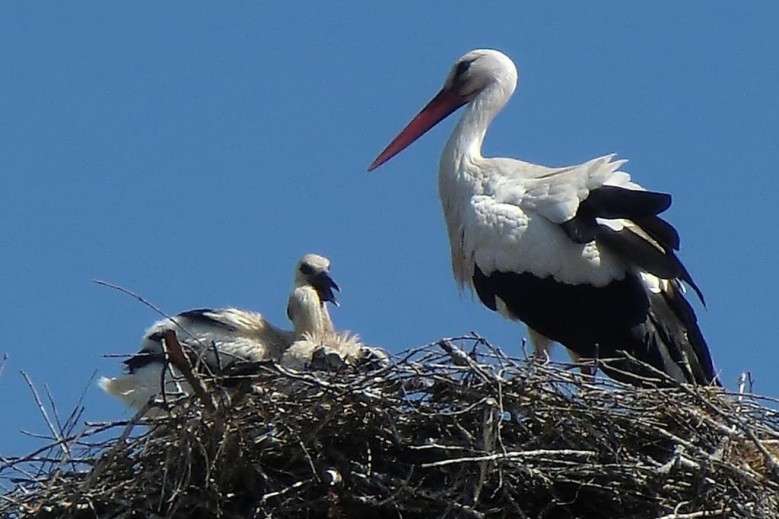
282 275 387 372
98 253 340 411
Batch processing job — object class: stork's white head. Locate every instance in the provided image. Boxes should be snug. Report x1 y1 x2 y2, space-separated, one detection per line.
369 49 518 171
294 253 340 307
442 49 518 100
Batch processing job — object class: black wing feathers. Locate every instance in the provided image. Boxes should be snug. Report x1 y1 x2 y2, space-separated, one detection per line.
633 216 680 251
124 348 166 371
560 187 672 245
582 186 671 219
472 264 718 387
675 259 706 306
473 267 498 311
596 226 682 280
178 308 238 331
559 186 704 304
474 186 716 386
646 284 718 385
559 218 597 244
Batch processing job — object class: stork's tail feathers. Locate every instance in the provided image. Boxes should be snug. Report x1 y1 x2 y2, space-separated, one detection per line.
98 375 158 410
98 361 180 412
98 376 129 397
656 281 718 385
598 281 719 387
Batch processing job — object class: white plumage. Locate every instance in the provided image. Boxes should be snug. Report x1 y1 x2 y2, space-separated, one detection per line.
281 283 376 371
370 49 716 386
281 331 365 372
99 253 341 412
462 157 634 287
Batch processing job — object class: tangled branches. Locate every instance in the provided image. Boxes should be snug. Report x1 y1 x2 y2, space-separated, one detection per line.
2 336 778 518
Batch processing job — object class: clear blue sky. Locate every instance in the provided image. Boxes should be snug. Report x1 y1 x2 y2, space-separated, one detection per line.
2 3 778 458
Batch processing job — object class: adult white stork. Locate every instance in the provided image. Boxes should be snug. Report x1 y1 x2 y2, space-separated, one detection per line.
99 253 341 411
369 49 717 386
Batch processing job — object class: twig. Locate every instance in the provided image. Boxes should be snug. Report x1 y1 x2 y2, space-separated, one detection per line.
92 279 214 352
161 330 217 416
655 509 727 519
420 449 596 468
2 337 777 518
20 372 70 461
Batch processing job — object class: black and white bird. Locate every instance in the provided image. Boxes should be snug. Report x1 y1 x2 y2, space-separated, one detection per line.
98 253 341 411
369 49 717 386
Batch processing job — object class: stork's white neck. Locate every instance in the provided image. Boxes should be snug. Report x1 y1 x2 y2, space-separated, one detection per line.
440 78 515 189
437 74 516 287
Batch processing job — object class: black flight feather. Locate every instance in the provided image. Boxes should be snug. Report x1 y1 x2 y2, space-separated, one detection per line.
582 186 672 219
178 309 238 331
633 215 681 251
472 263 717 387
560 187 672 245
596 226 682 280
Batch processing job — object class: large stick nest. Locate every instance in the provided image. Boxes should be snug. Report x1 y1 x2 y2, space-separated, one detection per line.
2 336 779 518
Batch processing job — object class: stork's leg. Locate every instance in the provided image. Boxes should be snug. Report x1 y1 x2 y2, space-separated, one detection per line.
529 328 595 379
566 349 596 380
528 328 553 364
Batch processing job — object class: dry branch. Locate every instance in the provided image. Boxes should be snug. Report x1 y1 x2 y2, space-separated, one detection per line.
1 336 778 519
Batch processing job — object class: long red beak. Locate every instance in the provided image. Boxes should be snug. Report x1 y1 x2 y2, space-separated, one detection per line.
368 88 467 171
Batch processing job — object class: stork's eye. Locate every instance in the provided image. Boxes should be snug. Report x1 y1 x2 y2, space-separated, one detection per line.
454 59 474 79
299 263 315 276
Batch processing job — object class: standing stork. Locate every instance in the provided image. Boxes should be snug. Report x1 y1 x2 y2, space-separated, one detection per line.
98 253 341 411
369 49 717 386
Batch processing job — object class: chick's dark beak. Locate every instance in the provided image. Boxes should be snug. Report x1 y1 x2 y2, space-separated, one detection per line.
311 271 340 307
